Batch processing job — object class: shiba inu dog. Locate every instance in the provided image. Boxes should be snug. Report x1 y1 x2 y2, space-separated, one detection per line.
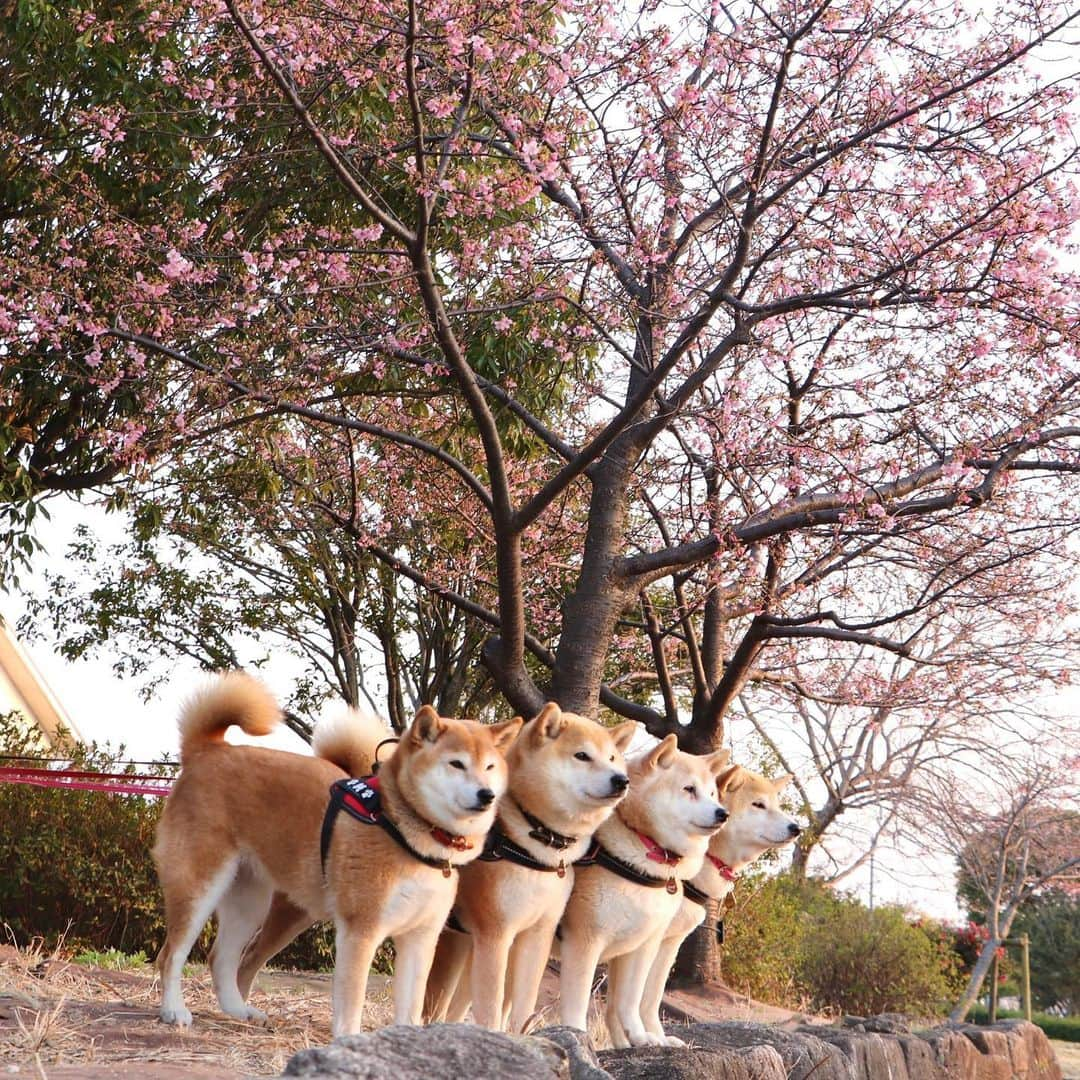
556 735 731 1048
423 702 637 1032
152 672 520 1036
634 765 802 1045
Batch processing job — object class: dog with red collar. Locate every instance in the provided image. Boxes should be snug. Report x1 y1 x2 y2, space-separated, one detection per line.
633 764 802 1046
424 701 637 1033
555 735 731 1048
152 672 520 1037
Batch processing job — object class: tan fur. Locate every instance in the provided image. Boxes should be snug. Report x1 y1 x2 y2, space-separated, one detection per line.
557 736 731 1048
311 702 396 777
153 674 521 1036
177 670 281 760
634 765 801 1046
424 703 637 1032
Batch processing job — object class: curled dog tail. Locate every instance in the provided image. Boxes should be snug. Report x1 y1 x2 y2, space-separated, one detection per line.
178 671 281 762
312 704 395 777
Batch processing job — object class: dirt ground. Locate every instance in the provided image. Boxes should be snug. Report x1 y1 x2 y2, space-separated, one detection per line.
2 943 1073 1079
0 939 818 1079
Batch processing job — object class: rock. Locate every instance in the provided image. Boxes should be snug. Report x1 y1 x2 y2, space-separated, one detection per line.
672 1020 854 1080
281 1023 569 1079
810 1028 910 1080
915 1020 1062 1080
598 1043 785 1080
865 1013 912 1034
533 1027 609 1080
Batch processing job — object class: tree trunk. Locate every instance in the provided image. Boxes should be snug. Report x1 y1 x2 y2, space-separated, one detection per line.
671 902 724 986
951 937 1001 1021
550 459 632 714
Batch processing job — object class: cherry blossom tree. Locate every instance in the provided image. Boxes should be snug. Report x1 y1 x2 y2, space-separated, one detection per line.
732 556 1079 881
5 0 1080 765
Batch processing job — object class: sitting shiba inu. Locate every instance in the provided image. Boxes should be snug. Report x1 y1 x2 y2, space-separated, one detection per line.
631 765 802 1046
423 702 637 1032
556 735 731 1048
152 672 520 1036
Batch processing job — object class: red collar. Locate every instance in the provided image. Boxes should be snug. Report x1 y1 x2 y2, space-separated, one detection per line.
632 828 682 866
707 852 738 881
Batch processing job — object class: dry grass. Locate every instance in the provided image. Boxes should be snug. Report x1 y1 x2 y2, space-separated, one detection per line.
0 936 394 1077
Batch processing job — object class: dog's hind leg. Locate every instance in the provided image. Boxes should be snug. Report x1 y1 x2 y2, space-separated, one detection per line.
505 917 559 1034
469 931 512 1029
638 930 687 1045
423 930 471 1022
391 921 445 1026
209 862 273 1022
332 920 381 1036
157 856 241 1027
605 937 666 1048
557 935 603 1033
236 891 315 1001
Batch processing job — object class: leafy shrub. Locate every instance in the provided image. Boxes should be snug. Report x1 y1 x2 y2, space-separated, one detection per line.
720 872 833 1006
798 900 964 1017
0 712 353 973
720 872 963 1017
968 1005 1080 1042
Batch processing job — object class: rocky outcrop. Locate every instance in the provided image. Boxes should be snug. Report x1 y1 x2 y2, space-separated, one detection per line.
282 1023 569 1079
279 1018 1063 1080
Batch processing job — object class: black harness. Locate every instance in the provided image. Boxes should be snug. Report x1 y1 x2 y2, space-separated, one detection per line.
574 840 680 894
320 776 459 878
682 879 731 943
480 828 568 876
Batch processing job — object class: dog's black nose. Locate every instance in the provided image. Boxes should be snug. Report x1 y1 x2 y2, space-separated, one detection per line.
788 822 802 837
715 805 729 824
610 772 629 793
476 788 495 807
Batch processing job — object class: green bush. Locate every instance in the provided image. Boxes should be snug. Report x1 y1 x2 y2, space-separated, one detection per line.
720 872 833 1006
798 900 964 1017
968 1005 1080 1042
0 712 345 973
720 871 963 1017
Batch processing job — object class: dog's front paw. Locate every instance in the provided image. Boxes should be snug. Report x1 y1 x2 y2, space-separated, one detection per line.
664 1034 687 1048
225 1004 268 1024
160 1005 193 1028
627 1030 667 1048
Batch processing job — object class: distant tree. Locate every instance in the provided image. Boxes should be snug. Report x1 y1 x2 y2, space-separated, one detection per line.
1014 890 1080 1015
917 755 1080 1020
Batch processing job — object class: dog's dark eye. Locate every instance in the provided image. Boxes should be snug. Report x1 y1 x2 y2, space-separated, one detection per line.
684 785 696 796
609 754 615 762
574 751 591 762
485 762 495 771
752 800 766 809
449 759 466 770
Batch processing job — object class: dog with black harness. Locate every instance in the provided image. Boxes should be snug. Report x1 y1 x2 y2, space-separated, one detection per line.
153 673 520 1037
423 702 637 1032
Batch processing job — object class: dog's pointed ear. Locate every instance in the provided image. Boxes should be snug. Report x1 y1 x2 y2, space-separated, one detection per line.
721 765 746 793
772 772 795 792
490 716 524 752
530 702 569 743
716 764 744 794
410 704 447 745
706 748 732 776
642 733 679 770
609 720 638 753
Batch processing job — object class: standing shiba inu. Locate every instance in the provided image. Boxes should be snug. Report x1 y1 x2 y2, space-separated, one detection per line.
635 765 802 1045
423 702 637 1032
152 672 520 1036
556 735 730 1048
